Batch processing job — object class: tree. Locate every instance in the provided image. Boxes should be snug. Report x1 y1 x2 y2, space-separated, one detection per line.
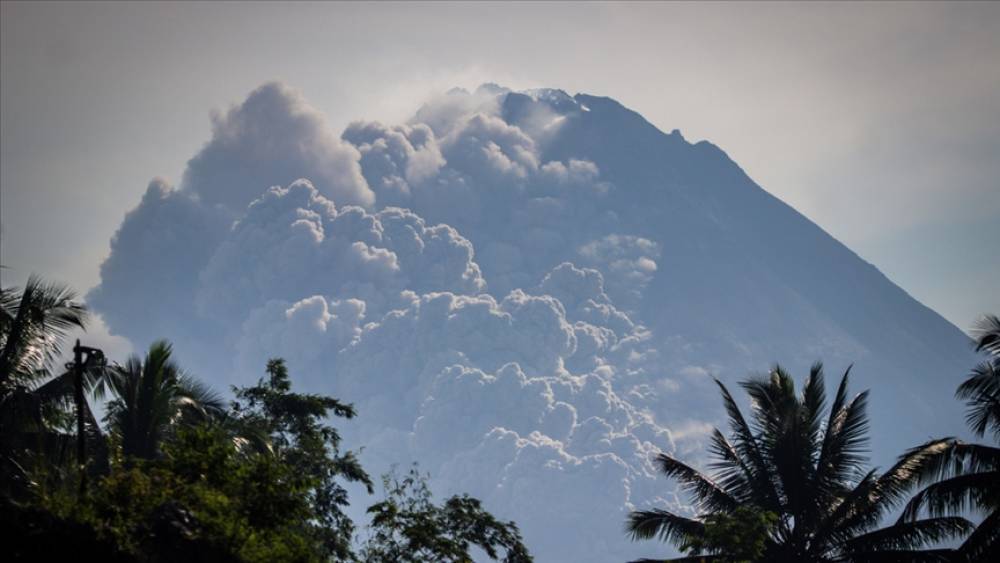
102 340 224 462
230 358 374 560
626 363 972 562
361 465 533 563
957 314 1000 440
0 275 87 383
681 506 778 563
13 424 325 563
15 357 377 562
0 275 103 498
900 314 1000 561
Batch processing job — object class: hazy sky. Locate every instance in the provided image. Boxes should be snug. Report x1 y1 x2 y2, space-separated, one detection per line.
2 1 998 335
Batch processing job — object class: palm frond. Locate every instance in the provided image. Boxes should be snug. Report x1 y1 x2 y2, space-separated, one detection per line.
843 517 973 553
815 438 954 550
956 360 1000 440
802 362 828 444
878 438 958 511
103 341 225 461
958 507 1000 562
951 442 1000 473
175 372 226 421
625 509 705 544
629 557 724 563
741 366 820 520
818 437 950 552
0 275 87 385
972 314 1000 357
837 549 957 563
815 368 871 506
902 471 1000 520
0 285 19 332
654 454 738 513
812 469 881 551
706 429 754 503
714 378 781 510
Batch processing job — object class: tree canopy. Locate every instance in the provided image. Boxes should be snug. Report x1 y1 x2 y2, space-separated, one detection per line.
361 465 533 563
899 314 1000 561
626 363 973 562
1 276 533 562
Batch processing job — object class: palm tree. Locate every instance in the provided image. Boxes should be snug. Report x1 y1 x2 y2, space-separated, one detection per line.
626 363 973 562
1 276 89 428
957 314 1000 440
0 275 87 383
900 314 1000 561
0 276 105 495
102 340 224 462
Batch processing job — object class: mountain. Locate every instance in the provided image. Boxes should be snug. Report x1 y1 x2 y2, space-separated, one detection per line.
525 88 974 437
89 83 977 562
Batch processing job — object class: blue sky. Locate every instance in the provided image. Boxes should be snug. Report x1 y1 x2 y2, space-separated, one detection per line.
2 1 998 335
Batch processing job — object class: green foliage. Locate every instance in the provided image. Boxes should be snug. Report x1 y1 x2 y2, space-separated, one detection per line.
1 276 91 498
231 358 373 560
2 276 530 562
17 423 346 562
0 275 87 382
3 343 530 562
2 349 370 562
360 465 533 563
682 507 777 563
102 340 225 462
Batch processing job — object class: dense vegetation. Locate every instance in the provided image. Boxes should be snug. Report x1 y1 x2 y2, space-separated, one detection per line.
2 275 996 562
0 276 531 562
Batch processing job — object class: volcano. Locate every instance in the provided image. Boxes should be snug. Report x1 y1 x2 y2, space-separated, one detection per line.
90 83 976 562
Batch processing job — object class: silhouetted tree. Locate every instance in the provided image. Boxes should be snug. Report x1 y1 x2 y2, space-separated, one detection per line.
2 274 532 561
958 314 1000 440
626 363 972 562
901 314 1000 561
18 358 375 562
0 276 105 497
231 358 373 560
0 275 86 382
680 506 778 563
102 340 224 462
361 465 533 562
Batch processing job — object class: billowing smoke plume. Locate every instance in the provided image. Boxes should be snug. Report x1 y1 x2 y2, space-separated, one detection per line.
185 82 373 211
89 82 976 562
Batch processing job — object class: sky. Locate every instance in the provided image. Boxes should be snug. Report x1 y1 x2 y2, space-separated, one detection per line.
2 1 998 339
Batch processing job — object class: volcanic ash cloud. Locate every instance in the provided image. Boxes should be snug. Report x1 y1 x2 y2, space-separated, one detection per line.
91 82 693 562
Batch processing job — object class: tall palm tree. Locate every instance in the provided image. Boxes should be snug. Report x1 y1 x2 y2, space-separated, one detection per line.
1 276 86 377
626 363 973 562
0 276 105 494
102 340 224 462
1 275 88 403
901 314 1000 561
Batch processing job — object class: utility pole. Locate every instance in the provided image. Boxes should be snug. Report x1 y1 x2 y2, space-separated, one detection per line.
71 340 105 497
74 339 85 496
